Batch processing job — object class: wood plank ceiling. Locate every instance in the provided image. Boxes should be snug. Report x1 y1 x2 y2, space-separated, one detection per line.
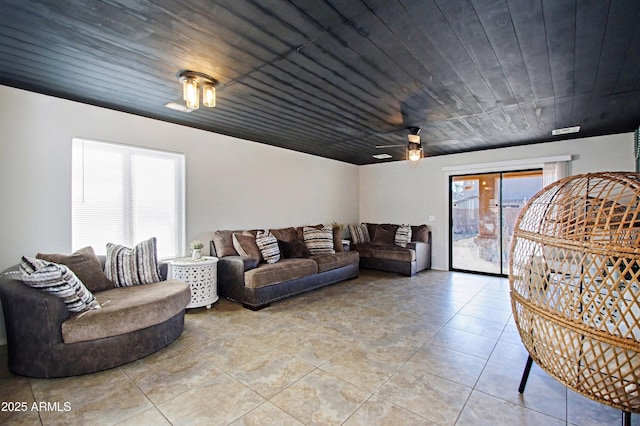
1 0 639 165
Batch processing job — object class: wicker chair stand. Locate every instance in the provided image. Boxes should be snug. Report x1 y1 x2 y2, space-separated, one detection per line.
509 172 640 425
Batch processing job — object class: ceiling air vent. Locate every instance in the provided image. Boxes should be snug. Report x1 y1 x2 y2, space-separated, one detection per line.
552 126 580 136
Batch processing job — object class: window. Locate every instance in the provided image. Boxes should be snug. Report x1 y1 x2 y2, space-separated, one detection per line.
72 139 185 259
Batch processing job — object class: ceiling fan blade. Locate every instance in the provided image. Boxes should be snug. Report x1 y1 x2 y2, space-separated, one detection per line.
375 144 406 149
378 125 407 135
426 139 459 146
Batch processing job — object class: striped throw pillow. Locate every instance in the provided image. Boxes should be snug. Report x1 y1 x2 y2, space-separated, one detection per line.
348 224 370 244
395 224 412 247
105 237 161 287
303 226 335 255
256 230 280 264
20 257 100 313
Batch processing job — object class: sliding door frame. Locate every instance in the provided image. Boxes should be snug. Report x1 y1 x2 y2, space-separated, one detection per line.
448 168 542 277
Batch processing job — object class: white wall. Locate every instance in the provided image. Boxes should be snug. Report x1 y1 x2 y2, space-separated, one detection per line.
359 133 635 271
0 85 359 344
0 83 635 346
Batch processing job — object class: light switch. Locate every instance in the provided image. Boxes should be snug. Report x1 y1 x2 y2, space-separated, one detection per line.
429 215 436 222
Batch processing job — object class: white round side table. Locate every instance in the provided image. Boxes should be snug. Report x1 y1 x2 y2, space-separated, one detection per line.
170 256 219 309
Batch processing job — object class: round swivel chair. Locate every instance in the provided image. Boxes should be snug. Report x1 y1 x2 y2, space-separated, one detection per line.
509 172 640 425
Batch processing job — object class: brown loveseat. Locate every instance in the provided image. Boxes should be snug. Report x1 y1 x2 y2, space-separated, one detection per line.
0 257 191 378
211 225 359 310
350 223 431 276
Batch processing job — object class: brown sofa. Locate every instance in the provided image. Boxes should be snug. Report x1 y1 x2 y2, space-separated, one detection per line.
0 258 191 378
211 225 359 310
350 223 432 276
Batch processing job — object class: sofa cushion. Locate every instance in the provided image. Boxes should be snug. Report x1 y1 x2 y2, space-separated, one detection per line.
244 259 318 289
232 232 262 262
213 230 238 257
311 251 360 273
303 226 335 255
365 223 377 241
351 243 374 258
105 237 161 287
411 225 430 243
19 257 101 313
395 225 412 247
61 279 190 344
348 224 370 244
256 230 280 264
271 227 298 242
372 224 398 245
37 246 114 292
212 230 241 257
372 245 416 262
278 239 311 258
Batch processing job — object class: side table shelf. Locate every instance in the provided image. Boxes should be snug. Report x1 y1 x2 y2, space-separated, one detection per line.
170 256 219 309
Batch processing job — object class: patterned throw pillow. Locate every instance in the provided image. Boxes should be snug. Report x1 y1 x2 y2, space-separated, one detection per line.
255 230 280 264
348 224 370 244
395 225 412 247
303 226 335 255
105 237 161 287
19 257 100 313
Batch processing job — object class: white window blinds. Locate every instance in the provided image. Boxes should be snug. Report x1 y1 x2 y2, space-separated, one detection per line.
72 139 185 259
542 161 568 187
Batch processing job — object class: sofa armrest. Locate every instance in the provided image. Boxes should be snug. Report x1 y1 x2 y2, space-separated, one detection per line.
0 268 71 376
217 256 258 303
408 241 431 271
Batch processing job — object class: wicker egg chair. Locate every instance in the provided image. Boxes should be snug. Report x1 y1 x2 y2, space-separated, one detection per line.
509 172 640 425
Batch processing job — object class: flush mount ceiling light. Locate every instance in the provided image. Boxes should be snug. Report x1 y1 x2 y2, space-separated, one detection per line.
372 153 392 160
178 70 217 110
407 127 423 162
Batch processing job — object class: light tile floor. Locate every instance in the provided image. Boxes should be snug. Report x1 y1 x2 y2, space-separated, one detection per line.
0 269 638 425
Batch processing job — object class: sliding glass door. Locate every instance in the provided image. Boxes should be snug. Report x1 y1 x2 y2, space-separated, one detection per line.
450 170 543 275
